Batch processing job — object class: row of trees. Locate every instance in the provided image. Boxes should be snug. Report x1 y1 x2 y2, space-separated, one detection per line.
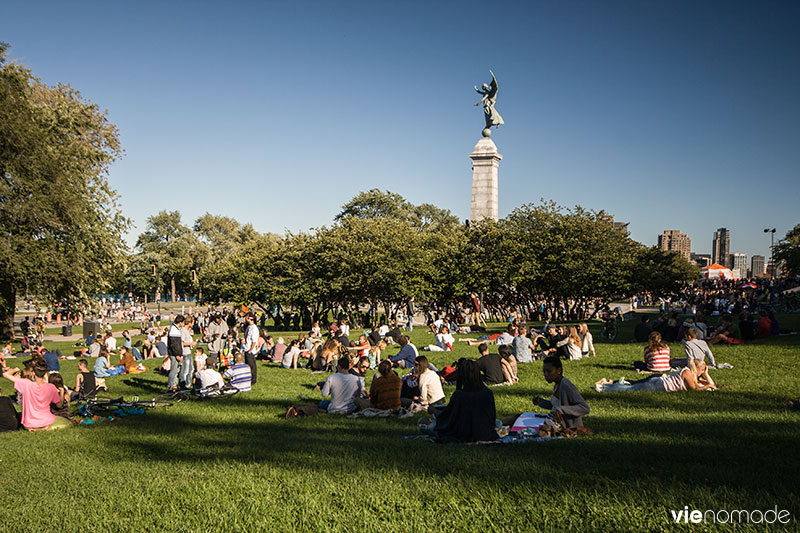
115 190 699 323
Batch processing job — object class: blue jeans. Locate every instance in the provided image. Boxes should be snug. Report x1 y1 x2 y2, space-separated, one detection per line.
179 356 194 389
167 356 180 388
602 375 666 392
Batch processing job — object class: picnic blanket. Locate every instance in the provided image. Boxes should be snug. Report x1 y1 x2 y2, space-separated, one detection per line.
346 407 415 419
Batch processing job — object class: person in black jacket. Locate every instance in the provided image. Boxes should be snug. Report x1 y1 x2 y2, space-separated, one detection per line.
421 359 498 443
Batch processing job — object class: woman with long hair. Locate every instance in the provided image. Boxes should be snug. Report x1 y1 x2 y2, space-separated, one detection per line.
578 322 595 357
634 331 670 373
565 326 583 360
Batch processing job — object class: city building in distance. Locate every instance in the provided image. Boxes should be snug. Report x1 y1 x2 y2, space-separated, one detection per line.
751 255 765 278
730 252 747 278
658 230 691 260
712 228 731 268
691 253 712 268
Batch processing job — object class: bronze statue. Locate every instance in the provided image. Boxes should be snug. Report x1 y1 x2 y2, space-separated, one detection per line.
474 70 504 137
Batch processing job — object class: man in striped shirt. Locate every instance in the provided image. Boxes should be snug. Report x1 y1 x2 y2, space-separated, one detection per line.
224 352 252 392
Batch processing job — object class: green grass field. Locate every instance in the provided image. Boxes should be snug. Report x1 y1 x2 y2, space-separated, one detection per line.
2 315 799 532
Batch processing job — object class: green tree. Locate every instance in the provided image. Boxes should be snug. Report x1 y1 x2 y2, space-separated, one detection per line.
133 211 209 302
0 43 128 338
630 246 699 296
773 224 800 277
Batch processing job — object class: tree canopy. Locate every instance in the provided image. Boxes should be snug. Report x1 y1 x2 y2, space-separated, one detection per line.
774 224 800 277
0 43 128 338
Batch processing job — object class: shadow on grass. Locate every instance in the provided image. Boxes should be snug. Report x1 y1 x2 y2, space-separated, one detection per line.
97 403 800 500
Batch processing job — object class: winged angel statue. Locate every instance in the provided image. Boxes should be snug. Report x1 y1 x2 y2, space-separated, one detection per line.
474 70 504 137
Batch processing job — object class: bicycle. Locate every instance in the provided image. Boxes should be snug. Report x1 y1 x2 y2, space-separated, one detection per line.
152 384 240 403
601 313 618 342
79 395 174 417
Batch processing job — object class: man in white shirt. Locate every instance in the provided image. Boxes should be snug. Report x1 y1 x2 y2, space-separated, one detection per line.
104 334 117 353
321 357 365 414
243 313 259 385
195 358 225 389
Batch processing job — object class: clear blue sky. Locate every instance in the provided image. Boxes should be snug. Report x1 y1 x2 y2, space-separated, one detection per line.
3 1 799 260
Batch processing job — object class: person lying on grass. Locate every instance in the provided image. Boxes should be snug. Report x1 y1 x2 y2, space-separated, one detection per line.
418 359 498 443
2 359 70 431
504 356 589 430
319 356 365 415
596 360 716 393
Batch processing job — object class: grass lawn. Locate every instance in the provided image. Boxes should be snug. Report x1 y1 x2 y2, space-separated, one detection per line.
2 315 799 532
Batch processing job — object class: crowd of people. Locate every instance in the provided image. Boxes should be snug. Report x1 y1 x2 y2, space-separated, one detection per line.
2 282 796 439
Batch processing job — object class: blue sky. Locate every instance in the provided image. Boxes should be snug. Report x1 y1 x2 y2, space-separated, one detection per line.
3 1 799 260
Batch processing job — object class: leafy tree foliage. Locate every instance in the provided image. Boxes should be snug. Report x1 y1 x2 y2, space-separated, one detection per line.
133 211 209 302
773 224 800 277
0 43 128 338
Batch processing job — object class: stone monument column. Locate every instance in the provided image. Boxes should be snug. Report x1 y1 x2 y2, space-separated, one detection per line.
469 136 502 222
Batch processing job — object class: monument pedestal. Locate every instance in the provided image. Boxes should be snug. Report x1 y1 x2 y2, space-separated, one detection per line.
469 137 502 223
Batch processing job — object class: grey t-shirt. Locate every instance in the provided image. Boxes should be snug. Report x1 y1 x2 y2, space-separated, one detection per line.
512 335 533 363
683 339 715 367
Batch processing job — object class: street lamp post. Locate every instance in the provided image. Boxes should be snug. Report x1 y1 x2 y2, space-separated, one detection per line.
763 228 776 278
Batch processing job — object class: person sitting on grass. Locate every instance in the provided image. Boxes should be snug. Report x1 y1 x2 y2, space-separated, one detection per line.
564 326 583 360
348 334 370 358
596 360 716 393
94 349 124 378
419 359 498 443
71 359 97 401
2 359 70 431
389 335 418 369
367 340 386 369
320 356 365 415
708 314 741 345
476 343 505 385
224 352 252 392
48 373 70 419
196 358 225 389
529 356 589 429
498 344 519 384
354 360 402 411
414 356 445 408
118 346 145 374
579 322 595 358
634 332 670 373
0 382 20 432
674 328 716 370
350 356 370 379
281 339 302 369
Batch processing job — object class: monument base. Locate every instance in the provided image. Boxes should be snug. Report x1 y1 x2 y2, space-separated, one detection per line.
469 136 502 223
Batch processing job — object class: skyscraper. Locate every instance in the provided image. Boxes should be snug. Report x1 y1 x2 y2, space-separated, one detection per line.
657 230 692 260
751 255 765 277
730 253 747 277
712 228 731 267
